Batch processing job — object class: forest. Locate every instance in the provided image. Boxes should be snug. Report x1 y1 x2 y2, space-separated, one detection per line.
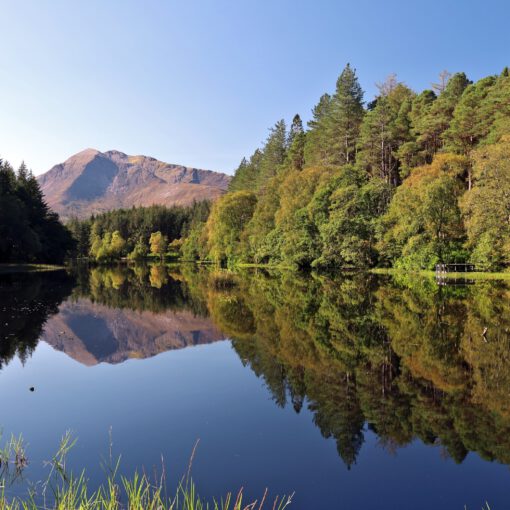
66 201 211 262
0 154 211 265
0 160 74 264
4 64 510 271
182 65 510 271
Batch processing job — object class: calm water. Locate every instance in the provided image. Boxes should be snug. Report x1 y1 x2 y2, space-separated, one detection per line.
1 265 510 509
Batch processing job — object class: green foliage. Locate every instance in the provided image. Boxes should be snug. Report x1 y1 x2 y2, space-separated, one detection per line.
228 152 262 192
305 64 364 166
479 69 510 145
149 231 168 260
205 191 258 264
415 72 471 160
128 237 149 260
181 223 208 261
189 65 510 271
286 114 306 171
461 136 510 269
0 160 74 264
90 230 127 262
275 167 325 267
304 93 332 166
241 173 285 264
311 167 391 268
324 63 365 165
168 237 184 256
444 75 497 155
377 154 468 269
228 120 287 193
256 119 287 188
357 81 415 185
68 201 211 261
66 217 91 258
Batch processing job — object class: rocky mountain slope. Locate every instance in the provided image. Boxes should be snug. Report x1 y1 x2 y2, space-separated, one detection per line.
37 148 231 219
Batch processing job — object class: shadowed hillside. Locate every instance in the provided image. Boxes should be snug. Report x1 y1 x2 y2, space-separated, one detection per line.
37 149 231 219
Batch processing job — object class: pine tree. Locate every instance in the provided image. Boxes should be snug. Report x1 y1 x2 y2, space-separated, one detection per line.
0 160 16 195
256 119 287 189
357 81 415 185
304 93 332 165
417 72 471 160
478 69 510 144
444 76 496 157
228 157 250 192
324 63 365 165
286 114 306 171
228 150 262 192
0 159 74 263
288 114 304 146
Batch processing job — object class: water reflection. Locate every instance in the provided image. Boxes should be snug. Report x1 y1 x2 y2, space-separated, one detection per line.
2 265 510 470
39 265 222 364
217 271 510 468
0 270 74 369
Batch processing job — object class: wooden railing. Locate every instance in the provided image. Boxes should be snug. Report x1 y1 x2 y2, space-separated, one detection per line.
435 263 475 274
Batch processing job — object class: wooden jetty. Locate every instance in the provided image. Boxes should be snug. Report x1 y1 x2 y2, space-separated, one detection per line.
435 263 475 275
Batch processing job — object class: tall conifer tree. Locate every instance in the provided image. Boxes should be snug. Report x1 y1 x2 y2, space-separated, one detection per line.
324 64 365 165
304 93 332 165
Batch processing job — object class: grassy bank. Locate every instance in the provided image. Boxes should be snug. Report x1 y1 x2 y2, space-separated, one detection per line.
370 268 510 280
236 263 295 270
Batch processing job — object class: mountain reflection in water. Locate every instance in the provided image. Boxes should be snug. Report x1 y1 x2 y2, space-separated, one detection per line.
2 264 510 471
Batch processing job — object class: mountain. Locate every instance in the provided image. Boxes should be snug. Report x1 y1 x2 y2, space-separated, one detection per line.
41 298 225 365
37 148 231 219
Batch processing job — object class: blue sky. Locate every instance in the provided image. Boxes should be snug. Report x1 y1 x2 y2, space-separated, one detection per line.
1 0 509 175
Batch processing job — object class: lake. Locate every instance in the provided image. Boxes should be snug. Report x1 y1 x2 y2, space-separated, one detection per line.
1 265 509 509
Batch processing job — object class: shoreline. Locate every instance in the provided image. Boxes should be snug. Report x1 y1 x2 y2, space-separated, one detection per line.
370 267 510 280
0 264 66 274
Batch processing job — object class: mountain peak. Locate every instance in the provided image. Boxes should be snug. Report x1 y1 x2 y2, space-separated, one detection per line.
69 148 101 159
38 150 231 219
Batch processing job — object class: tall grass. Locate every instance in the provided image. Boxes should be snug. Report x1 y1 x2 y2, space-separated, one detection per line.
0 433 293 510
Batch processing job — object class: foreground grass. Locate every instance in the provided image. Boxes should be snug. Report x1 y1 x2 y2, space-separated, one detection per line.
0 434 293 510
0 476 293 510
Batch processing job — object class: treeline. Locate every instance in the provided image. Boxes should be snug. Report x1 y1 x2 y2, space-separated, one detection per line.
0 160 74 264
183 65 510 270
67 201 211 262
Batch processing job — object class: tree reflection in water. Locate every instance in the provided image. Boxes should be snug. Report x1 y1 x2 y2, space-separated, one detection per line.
3 264 510 468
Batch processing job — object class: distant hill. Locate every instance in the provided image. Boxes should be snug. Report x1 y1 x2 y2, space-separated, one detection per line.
37 148 231 219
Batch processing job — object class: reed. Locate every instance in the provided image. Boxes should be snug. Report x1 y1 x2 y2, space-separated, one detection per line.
0 433 293 510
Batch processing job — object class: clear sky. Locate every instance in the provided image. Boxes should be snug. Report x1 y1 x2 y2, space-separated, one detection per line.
1 0 509 175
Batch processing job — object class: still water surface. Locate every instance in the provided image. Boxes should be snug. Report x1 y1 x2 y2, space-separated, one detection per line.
1 266 510 509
